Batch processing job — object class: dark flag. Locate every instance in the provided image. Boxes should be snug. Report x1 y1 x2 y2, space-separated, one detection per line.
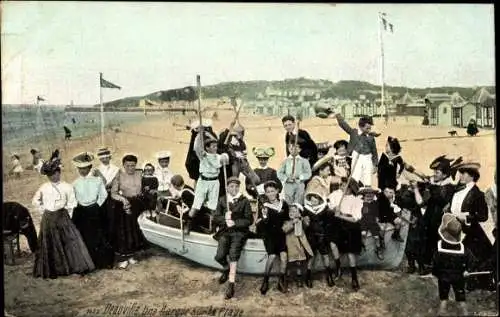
100 76 121 89
37 96 45 102
389 23 394 33
382 18 387 31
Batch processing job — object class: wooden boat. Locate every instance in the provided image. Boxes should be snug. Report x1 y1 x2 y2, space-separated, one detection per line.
138 208 411 275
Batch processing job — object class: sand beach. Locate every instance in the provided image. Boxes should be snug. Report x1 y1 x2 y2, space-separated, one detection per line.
3 105 497 317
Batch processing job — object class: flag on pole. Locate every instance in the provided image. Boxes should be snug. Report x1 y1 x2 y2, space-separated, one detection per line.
100 75 121 89
380 12 394 33
37 96 45 102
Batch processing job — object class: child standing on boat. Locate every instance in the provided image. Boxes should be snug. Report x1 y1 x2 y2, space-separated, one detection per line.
277 142 312 205
184 130 229 235
378 136 404 190
141 163 159 218
282 203 313 288
213 176 253 300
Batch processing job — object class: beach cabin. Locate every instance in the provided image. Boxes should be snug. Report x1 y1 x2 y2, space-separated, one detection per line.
471 87 496 129
339 102 355 119
452 102 476 127
424 93 453 126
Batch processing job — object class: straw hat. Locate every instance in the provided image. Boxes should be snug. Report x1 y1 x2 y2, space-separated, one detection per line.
72 152 94 168
252 147 276 159
156 151 172 160
438 213 464 245
358 186 381 195
312 154 333 172
97 147 112 159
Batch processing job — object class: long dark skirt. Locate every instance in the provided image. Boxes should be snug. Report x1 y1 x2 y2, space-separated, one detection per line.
109 197 146 257
337 220 363 255
72 204 114 269
33 209 95 278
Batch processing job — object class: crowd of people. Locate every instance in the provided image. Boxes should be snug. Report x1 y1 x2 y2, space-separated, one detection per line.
4 110 497 315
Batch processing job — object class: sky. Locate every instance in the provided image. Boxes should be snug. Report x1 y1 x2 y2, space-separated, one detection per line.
1 2 495 105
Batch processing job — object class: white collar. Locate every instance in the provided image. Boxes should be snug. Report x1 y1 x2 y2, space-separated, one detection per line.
304 201 327 215
383 152 400 160
228 192 242 202
263 199 283 212
156 165 170 171
288 154 302 160
491 184 497 199
258 165 269 169
357 128 365 136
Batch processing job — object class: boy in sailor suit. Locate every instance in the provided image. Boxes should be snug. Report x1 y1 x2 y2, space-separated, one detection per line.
432 214 475 316
245 147 282 203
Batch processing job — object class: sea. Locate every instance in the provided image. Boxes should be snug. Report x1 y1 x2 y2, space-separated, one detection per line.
1 105 167 151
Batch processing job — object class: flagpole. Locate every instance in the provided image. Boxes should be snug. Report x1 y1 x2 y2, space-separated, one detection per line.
378 12 387 125
100 72 104 145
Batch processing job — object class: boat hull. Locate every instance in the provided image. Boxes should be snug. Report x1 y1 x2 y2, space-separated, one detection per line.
138 210 410 275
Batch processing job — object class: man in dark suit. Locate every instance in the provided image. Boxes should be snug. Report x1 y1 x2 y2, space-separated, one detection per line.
3 202 38 253
282 115 318 168
333 112 378 187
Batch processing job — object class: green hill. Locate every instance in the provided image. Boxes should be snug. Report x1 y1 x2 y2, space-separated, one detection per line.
94 78 495 108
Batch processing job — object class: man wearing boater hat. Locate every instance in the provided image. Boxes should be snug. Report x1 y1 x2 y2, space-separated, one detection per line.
96 147 120 190
447 162 493 290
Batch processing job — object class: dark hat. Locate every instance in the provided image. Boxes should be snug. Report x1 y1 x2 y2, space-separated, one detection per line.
227 176 241 185
387 136 401 155
41 158 62 176
72 152 94 168
263 180 280 189
204 137 218 146
429 155 454 175
170 174 185 187
438 213 464 245
333 140 348 150
252 147 275 159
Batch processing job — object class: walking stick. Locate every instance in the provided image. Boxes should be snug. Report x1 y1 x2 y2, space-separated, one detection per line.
291 110 302 179
223 97 244 145
196 75 204 146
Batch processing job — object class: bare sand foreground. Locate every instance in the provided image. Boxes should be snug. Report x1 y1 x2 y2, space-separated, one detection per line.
3 106 498 317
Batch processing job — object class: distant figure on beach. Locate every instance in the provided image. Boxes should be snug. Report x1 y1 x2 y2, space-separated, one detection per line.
466 118 479 136
422 110 429 126
30 149 44 174
72 118 76 124
64 126 72 140
10 154 24 179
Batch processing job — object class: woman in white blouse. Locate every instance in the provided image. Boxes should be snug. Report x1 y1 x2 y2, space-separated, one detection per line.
32 157 95 278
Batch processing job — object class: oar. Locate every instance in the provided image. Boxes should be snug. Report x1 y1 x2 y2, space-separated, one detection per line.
223 97 244 145
291 109 302 179
464 271 492 277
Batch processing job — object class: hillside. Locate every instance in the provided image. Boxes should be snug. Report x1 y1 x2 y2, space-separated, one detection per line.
94 78 496 108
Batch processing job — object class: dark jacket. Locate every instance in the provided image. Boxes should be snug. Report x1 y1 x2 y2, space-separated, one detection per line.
285 129 318 167
378 153 404 190
213 195 253 234
256 200 289 237
3 202 38 253
245 167 282 199
185 128 218 181
432 240 475 282
455 184 492 262
334 114 378 167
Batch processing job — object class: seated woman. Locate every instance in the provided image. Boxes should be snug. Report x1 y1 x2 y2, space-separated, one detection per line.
110 154 147 269
255 181 288 295
213 176 253 300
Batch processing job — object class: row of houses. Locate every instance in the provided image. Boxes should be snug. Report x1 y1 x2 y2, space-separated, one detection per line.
396 88 496 128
